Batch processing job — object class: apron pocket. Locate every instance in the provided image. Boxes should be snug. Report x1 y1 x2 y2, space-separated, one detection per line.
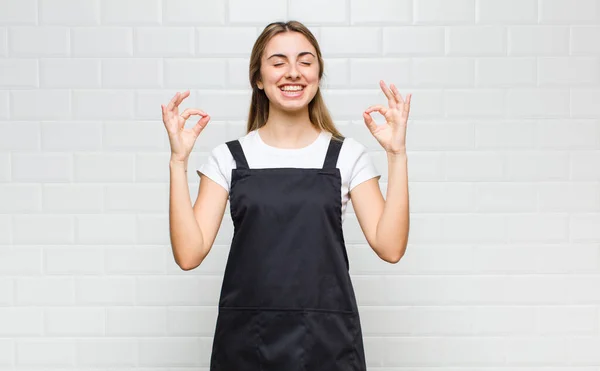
257 310 306 371
304 310 360 371
211 308 259 370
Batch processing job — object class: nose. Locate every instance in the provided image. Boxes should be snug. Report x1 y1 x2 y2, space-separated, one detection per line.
286 63 300 79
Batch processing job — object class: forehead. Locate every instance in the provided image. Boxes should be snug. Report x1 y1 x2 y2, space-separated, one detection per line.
263 32 316 58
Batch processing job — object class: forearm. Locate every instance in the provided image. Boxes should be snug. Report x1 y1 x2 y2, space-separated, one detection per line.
169 159 205 270
375 151 410 263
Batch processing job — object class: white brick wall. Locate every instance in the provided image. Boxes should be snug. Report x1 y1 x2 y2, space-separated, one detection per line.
0 0 599 369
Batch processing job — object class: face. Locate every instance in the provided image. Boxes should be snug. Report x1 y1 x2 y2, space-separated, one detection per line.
256 32 320 113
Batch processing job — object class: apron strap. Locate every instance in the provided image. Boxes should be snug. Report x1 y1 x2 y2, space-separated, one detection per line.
322 136 344 169
226 140 249 170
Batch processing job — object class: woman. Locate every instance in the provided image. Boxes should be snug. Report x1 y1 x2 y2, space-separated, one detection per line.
163 21 411 371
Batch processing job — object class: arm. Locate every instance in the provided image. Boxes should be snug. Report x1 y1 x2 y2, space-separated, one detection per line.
169 160 228 271
350 151 409 263
353 80 412 263
162 90 228 271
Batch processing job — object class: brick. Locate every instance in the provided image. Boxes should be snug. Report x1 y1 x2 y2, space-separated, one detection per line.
71 27 132 56
0 59 37 87
572 89 600 117
476 183 537 212
15 277 74 305
39 0 99 25
411 58 474 87
538 57 600 86
415 0 475 24
72 90 134 120
0 247 42 275
163 0 225 25
45 307 105 335
76 339 136 366
406 120 474 149
0 0 37 24
571 26 600 55
0 308 41 336
105 184 167 212
75 215 136 244
444 89 505 117
75 277 135 305
106 307 166 336
507 89 570 118
320 27 381 56
570 150 600 180
11 90 70 120
102 0 160 25
536 119 600 149
508 26 570 56
0 184 40 213
40 58 101 88
164 59 226 88
11 153 72 182
135 27 195 56
73 153 135 183
16 340 74 366
350 58 409 88
44 247 105 274
477 0 537 24
475 120 536 149
228 0 286 24
41 121 102 151
9 27 69 56
476 58 536 87
196 27 258 56
0 121 39 150
540 0 600 23
447 26 506 56
506 151 569 181
384 26 444 56
289 0 347 24
351 0 411 24
101 58 162 88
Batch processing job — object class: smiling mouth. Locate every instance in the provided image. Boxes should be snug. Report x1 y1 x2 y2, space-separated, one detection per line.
279 85 305 92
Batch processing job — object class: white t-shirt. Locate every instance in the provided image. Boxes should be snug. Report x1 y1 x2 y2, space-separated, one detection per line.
197 129 381 222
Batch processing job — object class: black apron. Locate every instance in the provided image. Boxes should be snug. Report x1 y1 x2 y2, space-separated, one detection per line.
209 135 367 371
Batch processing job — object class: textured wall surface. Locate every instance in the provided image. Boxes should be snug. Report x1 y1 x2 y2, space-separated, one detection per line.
1 0 600 369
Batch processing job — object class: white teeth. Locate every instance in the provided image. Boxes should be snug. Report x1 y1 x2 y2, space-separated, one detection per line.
280 86 304 91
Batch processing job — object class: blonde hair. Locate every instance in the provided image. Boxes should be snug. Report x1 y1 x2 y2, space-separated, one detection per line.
247 21 343 140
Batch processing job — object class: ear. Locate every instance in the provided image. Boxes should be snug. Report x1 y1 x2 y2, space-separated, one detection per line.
257 80 264 90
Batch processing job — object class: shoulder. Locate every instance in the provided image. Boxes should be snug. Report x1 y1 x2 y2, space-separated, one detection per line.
339 136 369 161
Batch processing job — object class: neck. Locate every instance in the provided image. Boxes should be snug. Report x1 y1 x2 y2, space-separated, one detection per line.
259 104 321 149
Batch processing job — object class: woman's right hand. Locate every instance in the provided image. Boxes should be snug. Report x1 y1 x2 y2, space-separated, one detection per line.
161 90 210 163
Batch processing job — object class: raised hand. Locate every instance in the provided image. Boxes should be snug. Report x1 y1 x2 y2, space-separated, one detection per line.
363 81 411 155
161 91 210 163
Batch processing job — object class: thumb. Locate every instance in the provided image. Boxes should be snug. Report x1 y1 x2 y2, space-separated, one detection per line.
192 115 210 137
363 111 378 134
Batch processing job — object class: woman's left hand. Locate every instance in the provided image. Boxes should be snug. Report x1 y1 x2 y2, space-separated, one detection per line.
363 80 412 155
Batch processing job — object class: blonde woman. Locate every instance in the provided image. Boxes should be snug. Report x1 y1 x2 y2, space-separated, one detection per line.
163 20 411 371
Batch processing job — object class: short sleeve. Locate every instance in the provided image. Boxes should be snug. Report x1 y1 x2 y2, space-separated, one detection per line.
196 143 231 192
347 140 381 192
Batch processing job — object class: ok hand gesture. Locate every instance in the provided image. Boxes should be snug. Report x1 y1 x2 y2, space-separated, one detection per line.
161 91 210 162
363 81 412 155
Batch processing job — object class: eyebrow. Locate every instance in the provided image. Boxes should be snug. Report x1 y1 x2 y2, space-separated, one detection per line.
267 52 316 60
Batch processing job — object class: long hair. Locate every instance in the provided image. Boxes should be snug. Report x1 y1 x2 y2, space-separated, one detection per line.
246 21 343 140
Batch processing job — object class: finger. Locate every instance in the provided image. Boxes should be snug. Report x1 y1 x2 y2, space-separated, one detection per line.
379 80 397 108
390 84 404 105
173 90 190 109
363 112 378 134
365 104 388 116
404 93 412 114
180 108 207 120
192 115 210 137
166 92 180 111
